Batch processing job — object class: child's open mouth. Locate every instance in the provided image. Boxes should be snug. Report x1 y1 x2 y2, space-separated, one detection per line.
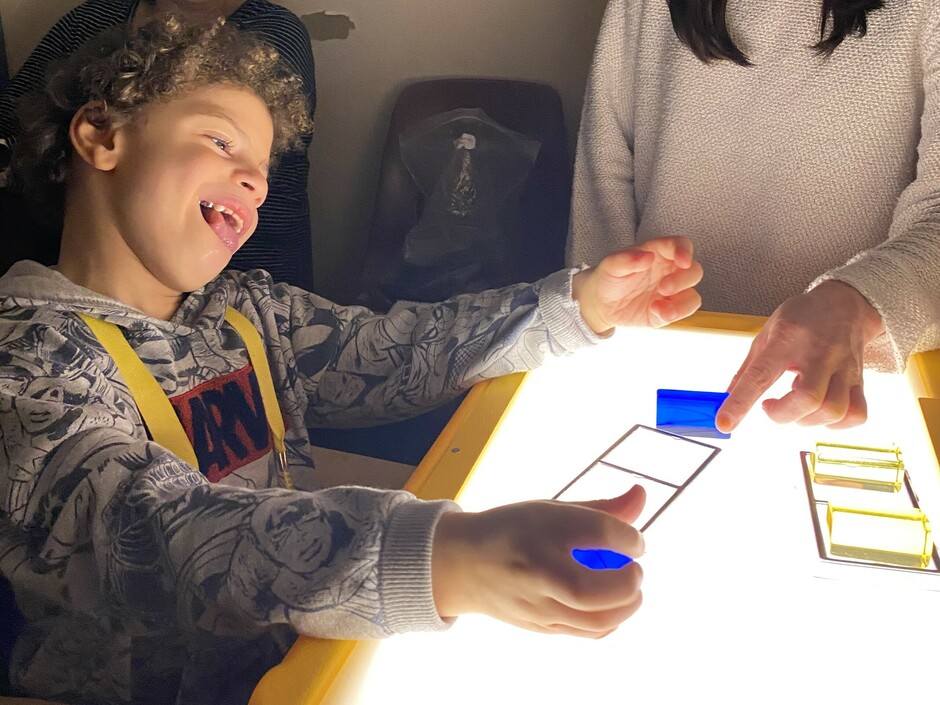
200 200 245 252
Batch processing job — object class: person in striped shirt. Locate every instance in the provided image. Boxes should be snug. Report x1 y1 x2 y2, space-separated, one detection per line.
0 0 317 290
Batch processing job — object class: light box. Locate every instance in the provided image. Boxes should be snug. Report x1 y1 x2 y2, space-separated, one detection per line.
269 316 940 705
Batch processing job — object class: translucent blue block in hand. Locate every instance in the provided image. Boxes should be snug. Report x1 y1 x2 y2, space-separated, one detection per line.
572 548 634 570
656 389 731 440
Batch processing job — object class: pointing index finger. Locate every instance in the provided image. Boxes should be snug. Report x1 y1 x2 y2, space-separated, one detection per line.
715 346 790 432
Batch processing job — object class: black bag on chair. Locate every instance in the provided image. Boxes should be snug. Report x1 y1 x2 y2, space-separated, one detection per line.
358 78 571 313
377 108 541 305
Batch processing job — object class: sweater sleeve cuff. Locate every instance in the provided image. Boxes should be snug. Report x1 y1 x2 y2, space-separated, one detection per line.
379 498 461 634
537 267 609 354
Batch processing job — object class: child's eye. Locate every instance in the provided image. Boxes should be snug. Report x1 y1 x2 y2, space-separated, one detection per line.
209 136 233 153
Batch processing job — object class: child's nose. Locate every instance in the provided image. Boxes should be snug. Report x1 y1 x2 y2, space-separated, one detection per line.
237 167 268 207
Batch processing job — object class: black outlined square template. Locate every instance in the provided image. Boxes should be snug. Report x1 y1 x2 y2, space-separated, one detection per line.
554 424 721 532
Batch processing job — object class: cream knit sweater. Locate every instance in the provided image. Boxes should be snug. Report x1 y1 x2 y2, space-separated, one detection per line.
568 0 940 370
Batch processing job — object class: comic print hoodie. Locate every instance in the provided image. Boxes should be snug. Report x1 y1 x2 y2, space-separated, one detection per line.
0 261 599 705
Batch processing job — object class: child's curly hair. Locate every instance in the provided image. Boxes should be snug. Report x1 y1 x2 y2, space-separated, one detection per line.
12 14 313 224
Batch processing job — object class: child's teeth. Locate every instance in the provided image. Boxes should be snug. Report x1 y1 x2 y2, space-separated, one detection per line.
201 200 244 234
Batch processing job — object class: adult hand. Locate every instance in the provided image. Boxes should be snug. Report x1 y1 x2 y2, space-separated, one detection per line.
432 485 646 638
715 281 885 433
572 237 703 335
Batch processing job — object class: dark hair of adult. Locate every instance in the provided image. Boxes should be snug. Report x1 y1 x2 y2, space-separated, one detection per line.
667 0 886 66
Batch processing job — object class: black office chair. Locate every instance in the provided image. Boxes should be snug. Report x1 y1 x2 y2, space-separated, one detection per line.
358 77 571 309
0 15 8 93
0 20 60 278
312 78 572 465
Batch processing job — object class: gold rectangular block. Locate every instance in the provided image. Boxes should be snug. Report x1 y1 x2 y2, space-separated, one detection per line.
813 442 903 492
827 505 933 569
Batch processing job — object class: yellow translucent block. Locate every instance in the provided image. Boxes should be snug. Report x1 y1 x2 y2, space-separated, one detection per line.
813 442 904 492
827 505 933 569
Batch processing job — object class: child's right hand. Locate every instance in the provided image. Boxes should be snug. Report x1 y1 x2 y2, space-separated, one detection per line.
572 236 703 335
431 485 646 638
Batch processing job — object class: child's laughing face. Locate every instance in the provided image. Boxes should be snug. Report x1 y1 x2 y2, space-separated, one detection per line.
105 84 273 292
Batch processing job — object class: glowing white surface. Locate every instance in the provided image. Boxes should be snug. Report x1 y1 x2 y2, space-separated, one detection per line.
351 326 940 704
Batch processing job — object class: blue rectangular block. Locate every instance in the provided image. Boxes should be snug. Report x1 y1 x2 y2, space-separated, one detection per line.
656 388 731 439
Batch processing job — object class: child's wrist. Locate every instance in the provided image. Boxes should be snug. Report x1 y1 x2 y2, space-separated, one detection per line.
431 511 478 618
571 268 613 336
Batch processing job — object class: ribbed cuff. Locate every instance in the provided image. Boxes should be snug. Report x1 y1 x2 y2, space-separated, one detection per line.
379 498 461 634
537 267 608 354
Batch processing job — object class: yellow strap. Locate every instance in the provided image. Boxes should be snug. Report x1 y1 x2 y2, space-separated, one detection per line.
223 307 286 455
80 308 286 476
79 313 200 468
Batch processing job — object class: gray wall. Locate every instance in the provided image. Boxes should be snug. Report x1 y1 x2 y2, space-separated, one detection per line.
1 0 78 73
1 0 606 298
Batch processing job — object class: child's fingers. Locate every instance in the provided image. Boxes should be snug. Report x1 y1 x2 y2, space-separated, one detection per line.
652 288 702 325
640 235 694 267
533 592 645 636
657 260 704 296
598 248 656 278
551 558 645 611
526 624 620 639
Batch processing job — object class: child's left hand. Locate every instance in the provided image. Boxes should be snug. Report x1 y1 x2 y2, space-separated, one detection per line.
572 236 703 335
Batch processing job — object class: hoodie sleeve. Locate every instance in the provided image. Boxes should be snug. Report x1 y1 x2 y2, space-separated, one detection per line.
0 314 458 641
232 267 603 428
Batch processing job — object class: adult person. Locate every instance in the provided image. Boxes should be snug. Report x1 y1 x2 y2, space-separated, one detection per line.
567 0 940 433
0 0 317 290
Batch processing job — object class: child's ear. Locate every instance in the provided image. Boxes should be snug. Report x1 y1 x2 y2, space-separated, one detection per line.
69 101 125 171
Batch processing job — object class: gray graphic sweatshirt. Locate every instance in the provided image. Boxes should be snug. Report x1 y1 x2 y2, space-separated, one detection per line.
0 262 598 704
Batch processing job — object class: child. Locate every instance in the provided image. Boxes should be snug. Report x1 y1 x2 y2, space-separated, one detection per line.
0 0 317 290
567 0 940 433
0 17 703 705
